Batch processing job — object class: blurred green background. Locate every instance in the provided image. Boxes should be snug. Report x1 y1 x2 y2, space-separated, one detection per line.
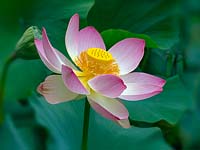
0 0 200 150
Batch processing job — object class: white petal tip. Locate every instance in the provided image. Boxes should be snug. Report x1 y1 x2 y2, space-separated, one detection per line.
117 119 131 128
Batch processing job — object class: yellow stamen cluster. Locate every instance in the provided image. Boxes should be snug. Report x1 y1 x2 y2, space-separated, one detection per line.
75 48 119 79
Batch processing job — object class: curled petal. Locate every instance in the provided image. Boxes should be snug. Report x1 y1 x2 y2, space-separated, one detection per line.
35 39 59 73
77 26 106 54
65 14 79 60
61 65 90 95
87 93 129 120
88 74 126 98
109 38 145 75
41 28 76 72
37 75 78 104
35 29 76 73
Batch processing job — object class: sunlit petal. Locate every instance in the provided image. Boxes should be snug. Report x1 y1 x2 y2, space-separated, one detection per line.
88 93 129 120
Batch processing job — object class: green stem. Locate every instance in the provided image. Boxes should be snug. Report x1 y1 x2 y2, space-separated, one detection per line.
0 52 17 124
81 99 90 150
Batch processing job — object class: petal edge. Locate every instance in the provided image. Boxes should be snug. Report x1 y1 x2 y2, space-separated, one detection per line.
88 74 126 98
88 93 129 120
109 38 145 75
62 65 90 95
65 14 80 60
37 75 78 104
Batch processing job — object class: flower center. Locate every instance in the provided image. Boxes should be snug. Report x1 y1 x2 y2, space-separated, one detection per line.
75 48 119 79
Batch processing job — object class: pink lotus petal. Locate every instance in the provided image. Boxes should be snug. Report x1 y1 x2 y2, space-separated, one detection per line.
61 65 90 95
42 28 77 72
88 99 117 120
35 39 76 73
120 83 162 96
88 74 126 98
121 72 166 87
77 26 106 54
109 38 145 75
35 39 59 73
37 75 78 104
65 14 79 60
87 93 129 120
119 91 162 101
119 72 165 101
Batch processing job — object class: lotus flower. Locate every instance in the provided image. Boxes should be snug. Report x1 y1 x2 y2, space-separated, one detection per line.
34 14 166 128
